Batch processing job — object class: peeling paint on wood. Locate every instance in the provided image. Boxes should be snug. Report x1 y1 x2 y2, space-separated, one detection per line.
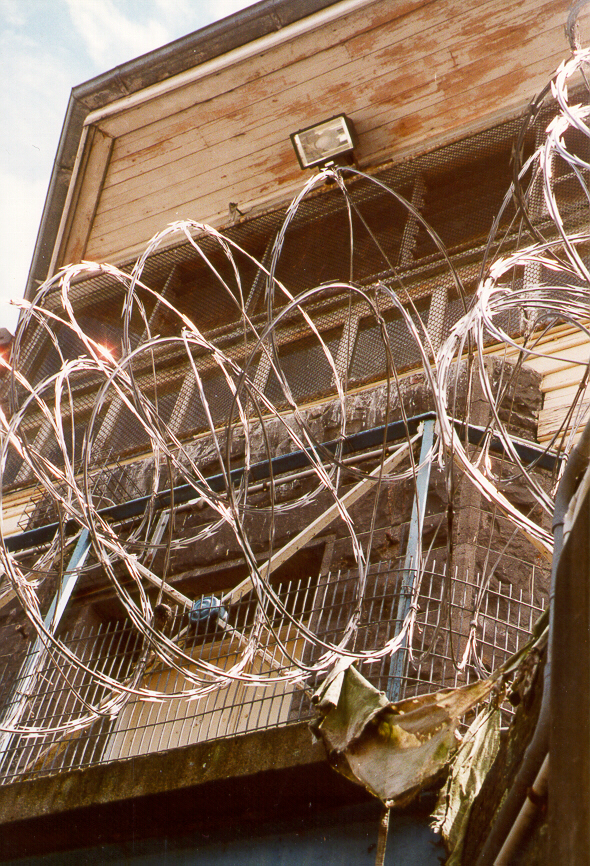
66 0 568 265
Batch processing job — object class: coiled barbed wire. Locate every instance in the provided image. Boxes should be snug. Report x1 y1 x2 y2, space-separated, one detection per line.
1 40 590 738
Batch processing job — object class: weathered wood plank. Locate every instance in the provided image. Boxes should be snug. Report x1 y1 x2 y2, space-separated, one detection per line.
106 126 208 187
194 0 563 151
94 0 430 139
59 126 113 266
543 392 589 423
90 37 566 242
542 361 590 394
98 0 559 146
357 28 565 140
99 0 563 202
105 44 353 183
487 322 590 444
78 0 568 266
543 381 590 413
87 140 296 245
86 40 566 262
99 0 470 172
507 336 590 379
538 404 590 443
96 30 564 210
501 325 590 363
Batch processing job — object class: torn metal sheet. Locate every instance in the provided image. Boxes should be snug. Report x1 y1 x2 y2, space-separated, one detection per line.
311 661 498 808
431 707 501 866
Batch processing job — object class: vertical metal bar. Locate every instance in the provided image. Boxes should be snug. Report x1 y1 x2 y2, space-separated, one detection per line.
387 420 434 701
0 530 91 766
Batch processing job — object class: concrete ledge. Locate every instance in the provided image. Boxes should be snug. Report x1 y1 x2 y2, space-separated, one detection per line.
0 723 376 861
0 722 325 826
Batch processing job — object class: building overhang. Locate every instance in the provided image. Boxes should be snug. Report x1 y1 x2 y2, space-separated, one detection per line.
25 0 570 309
24 0 346 304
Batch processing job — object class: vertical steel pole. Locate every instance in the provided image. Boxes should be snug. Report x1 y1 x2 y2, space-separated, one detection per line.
387 419 434 701
0 530 91 766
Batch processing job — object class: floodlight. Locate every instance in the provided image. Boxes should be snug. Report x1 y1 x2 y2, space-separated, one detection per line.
290 114 356 169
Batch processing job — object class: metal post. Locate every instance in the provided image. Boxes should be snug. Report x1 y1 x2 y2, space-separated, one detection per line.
0 530 91 766
386 419 435 701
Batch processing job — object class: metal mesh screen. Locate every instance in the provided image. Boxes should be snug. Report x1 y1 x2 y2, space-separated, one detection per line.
264 327 343 407
5 95 585 495
349 299 430 382
17 456 147 533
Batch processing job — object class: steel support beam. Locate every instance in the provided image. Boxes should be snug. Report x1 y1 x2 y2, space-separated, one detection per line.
386 419 435 701
4 414 559 554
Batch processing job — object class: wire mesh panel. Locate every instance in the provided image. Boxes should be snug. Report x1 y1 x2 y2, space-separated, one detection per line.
0 560 544 786
3 92 586 531
0 620 138 783
264 327 343 408
349 301 430 383
0 108 552 485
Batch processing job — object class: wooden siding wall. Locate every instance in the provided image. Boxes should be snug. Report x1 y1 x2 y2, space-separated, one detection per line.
58 0 570 268
498 327 590 446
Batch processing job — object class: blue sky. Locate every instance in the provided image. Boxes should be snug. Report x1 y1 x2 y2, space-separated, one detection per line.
0 0 254 331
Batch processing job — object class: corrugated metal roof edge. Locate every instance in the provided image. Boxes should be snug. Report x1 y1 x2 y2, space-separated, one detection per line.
24 0 342 304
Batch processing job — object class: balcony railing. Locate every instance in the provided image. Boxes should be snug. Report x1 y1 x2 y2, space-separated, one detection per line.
0 559 544 786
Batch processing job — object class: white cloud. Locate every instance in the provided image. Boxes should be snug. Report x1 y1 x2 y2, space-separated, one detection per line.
0 169 46 331
210 0 257 20
151 0 254 32
0 7 73 331
64 0 258 70
0 0 25 27
153 0 203 28
65 0 172 69
0 35 70 170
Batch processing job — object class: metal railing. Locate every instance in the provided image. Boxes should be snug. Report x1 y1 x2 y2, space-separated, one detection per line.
0 559 545 786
